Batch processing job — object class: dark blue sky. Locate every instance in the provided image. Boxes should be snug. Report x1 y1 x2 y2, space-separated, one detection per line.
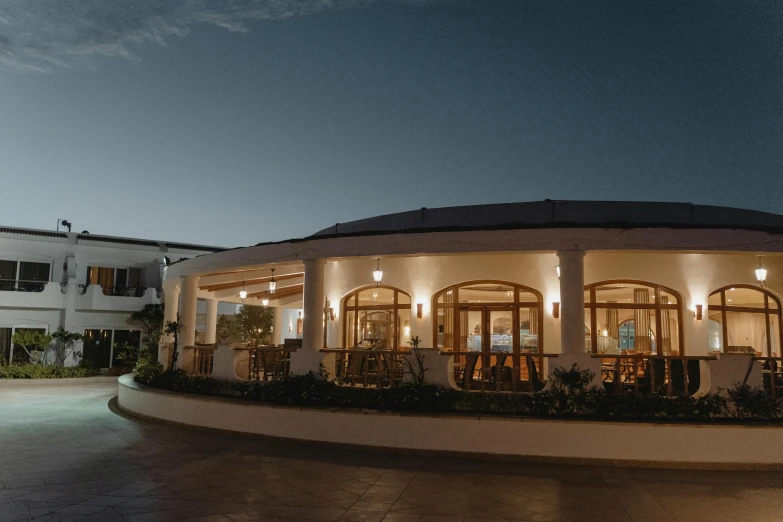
1 1 781 247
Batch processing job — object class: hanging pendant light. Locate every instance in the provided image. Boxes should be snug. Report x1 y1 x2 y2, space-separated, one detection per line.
756 256 768 287
239 281 247 301
262 297 269 307
269 267 276 294
373 258 383 286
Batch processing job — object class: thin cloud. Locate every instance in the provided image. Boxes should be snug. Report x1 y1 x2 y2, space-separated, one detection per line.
0 0 374 74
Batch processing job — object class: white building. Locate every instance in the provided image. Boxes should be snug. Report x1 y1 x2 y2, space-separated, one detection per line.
0 225 232 367
160 200 783 391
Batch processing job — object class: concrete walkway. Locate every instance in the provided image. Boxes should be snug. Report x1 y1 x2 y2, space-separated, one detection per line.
2 380 783 521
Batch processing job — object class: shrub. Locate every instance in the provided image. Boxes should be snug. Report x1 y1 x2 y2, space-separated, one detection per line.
727 385 783 420
131 363 783 424
0 365 99 379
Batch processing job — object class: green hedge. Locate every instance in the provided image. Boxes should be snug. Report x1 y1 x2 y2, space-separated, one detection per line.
133 362 783 423
0 365 100 379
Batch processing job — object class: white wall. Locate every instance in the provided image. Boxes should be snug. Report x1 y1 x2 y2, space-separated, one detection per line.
319 251 783 355
0 227 220 367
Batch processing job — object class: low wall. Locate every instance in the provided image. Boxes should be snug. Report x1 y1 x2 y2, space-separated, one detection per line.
117 375 783 470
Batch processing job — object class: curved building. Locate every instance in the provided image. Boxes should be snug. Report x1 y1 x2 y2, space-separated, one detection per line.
162 200 783 379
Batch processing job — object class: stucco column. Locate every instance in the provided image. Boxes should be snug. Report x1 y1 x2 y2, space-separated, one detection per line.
179 276 199 347
158 278 180 366
557 250 585 354
291 259 334 375
302 259 326 351
204 299 218 344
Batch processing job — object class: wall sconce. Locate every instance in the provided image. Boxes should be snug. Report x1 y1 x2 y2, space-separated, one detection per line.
694 304 703 320
329 307 335 321
552 302 560 319
416 303 423 319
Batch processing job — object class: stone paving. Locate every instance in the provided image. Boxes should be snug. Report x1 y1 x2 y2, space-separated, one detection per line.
3 380 783 522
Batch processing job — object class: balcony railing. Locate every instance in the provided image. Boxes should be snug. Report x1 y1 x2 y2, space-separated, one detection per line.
322 348 409 388
0 279 47 292
247 346 295 381
441 350 556 392
192 346 216 377
100 285 145 297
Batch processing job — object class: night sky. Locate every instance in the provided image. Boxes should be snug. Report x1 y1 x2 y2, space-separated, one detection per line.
1 1 781 247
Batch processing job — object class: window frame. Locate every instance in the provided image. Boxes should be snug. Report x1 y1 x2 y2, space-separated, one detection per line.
431 280 544 353
708 284 783 357
584 280 684 355
341 285 411 349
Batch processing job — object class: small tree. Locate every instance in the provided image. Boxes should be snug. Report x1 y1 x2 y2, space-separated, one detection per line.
236 305 274 344
50 328 83 366
11 330 53 365
400 335 428 386
164 320 183 371
216 314 242 343
129 304 164 361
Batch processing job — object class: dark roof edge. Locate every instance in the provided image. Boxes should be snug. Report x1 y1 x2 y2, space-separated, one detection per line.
165 242 226 253
0 227 68 239
252 221 783 249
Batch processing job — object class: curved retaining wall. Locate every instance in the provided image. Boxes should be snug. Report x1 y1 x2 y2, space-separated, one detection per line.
117 375 783 470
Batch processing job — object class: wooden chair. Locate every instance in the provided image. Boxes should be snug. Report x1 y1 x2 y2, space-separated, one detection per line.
491 354 513 391
525 355 545 392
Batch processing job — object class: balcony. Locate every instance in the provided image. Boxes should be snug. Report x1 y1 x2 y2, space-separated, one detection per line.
75 284 160 312
0 281 65 309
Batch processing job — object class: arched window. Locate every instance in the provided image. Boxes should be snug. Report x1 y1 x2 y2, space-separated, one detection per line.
342 286 411 349
585 281 683 355
708 285 782 357
432 281 544 354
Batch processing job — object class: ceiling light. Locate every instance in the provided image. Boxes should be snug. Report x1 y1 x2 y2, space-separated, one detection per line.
756 257 767 287
269 267 276 294
373 259 383 286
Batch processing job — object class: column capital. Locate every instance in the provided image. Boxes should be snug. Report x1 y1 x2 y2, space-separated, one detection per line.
556 249 586 259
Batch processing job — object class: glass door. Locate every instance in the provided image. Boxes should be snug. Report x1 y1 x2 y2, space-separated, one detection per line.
83 329 112 368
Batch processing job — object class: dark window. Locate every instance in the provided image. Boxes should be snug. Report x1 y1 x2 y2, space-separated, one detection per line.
0 327 11 363
18 262 49 292
111 330 141 366
0 260 16 291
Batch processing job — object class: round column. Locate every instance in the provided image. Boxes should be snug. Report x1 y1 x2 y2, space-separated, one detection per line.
179 276 199 348
161 279 180 343
204 299 218 344
557 250 585 354
302 259 326 351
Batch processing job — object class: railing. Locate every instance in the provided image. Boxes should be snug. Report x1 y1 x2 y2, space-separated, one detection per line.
0 279 47 292
441 350 558 392
100 285 145 297
192 346 216 377
247 346 296 381
756 357 783 397
321 348 408 388
592 353 717 396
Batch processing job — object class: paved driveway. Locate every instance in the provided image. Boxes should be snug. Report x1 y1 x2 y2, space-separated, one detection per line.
2 379 783 522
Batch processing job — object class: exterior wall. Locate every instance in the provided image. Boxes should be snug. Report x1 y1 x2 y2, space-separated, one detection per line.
0 228 221 367
118 374 783 469
320 251 783 356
